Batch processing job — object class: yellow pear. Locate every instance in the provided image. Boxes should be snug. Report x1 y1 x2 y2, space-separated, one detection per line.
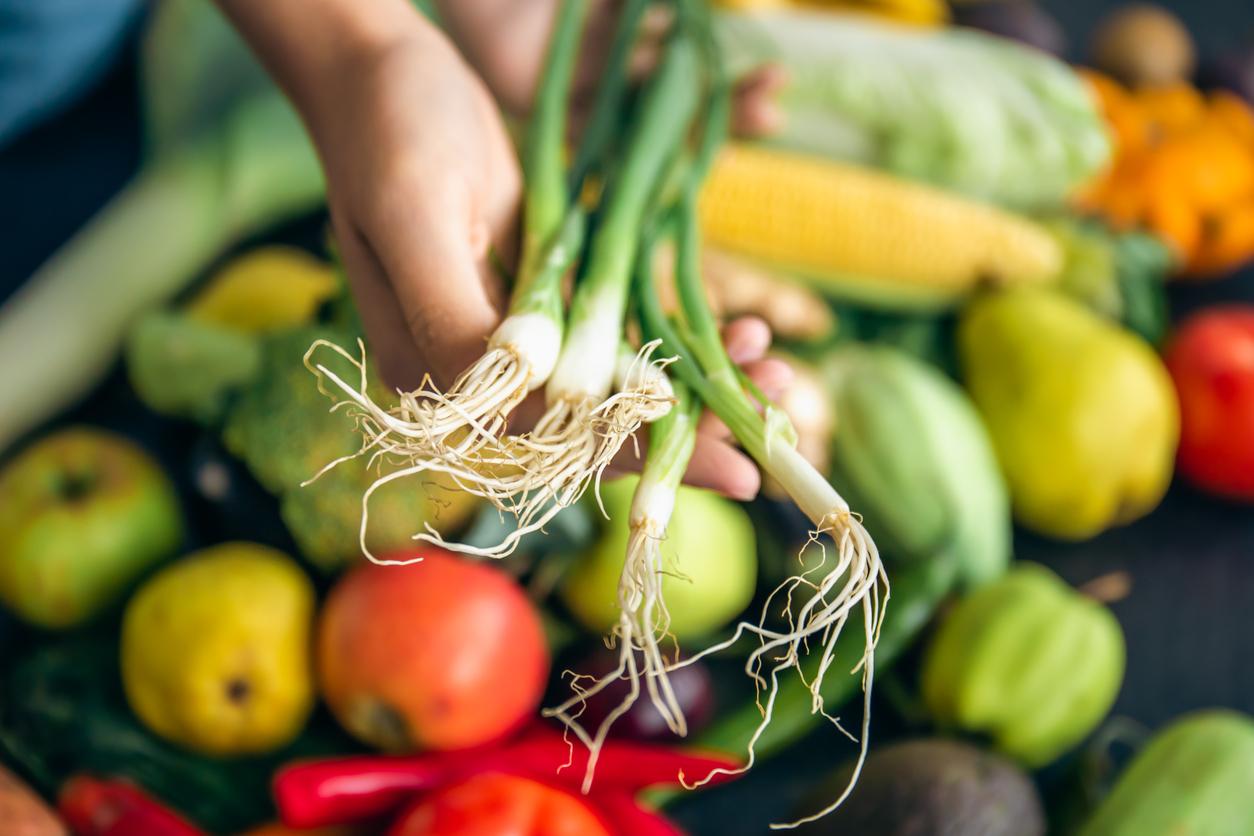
121 543 314 755
959 289 1178 540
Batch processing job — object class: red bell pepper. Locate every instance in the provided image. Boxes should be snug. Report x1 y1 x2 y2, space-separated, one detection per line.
385 773 613 836
273 756 450 829
58 775 204 836
587 792 685 836
274 724 740 829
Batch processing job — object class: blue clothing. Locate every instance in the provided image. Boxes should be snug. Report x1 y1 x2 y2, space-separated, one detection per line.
0 0 144 146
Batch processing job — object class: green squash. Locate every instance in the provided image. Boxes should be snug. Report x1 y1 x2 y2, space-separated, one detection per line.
826 345 1011 589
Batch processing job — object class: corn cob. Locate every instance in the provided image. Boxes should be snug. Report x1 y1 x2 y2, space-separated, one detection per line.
713 0 946 26
699 143 1064 309
799 0 947 26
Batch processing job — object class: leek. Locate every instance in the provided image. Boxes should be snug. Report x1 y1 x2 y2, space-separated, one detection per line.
0 93 321 452
0 0 322 453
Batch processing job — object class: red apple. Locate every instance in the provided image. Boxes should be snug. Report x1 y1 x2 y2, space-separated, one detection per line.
0 428 182 628
318 549 549 751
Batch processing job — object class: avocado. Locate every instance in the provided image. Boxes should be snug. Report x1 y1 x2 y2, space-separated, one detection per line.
793 738 1045 836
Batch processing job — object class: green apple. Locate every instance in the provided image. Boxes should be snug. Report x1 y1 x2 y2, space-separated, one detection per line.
0 428 182 628
560 476 757 639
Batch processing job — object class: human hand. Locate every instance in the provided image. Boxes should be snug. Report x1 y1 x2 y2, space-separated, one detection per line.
219 0 788 500
437 0 786 135
604 315 793 500
304 28 521 392
299 12 786 500
214 0 515 390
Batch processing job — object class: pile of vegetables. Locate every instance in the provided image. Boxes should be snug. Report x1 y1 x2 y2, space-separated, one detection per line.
5 0 1254 835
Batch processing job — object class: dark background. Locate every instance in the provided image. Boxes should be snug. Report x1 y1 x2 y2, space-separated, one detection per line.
1 1 1252 833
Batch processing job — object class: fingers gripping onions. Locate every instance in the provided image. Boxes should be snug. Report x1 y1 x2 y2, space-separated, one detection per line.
301 2 888 827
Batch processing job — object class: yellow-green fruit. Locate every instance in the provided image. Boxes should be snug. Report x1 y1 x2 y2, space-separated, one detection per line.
959 288 1178 540
0 428 182 629
185 247 340 334
560 477 757 639
121 543 315 755
922 563 1125 767
1079 710 1254 836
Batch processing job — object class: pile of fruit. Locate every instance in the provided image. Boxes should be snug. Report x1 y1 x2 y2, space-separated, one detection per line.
3 1 1254 835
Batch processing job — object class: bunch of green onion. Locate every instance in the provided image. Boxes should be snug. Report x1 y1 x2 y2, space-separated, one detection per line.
305 0 888 827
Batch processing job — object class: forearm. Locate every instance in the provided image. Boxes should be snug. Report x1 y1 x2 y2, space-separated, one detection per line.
213 0 448 130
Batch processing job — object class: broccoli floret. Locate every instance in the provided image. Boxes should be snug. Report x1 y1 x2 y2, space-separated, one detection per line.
126 312 261 424
223 326 477 570
281 462 477 572
222 326 359 494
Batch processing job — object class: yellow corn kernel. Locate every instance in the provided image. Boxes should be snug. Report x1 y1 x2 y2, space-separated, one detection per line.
700 144 1062 302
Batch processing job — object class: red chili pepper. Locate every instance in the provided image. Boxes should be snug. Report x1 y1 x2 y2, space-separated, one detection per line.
502 731 740 793
274 724 740 828
58 775 204 836
273 756 451 829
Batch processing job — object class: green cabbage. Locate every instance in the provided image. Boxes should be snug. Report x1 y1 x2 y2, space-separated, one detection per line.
717 10 1110 210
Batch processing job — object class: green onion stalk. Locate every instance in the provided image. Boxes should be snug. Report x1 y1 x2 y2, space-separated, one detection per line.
300 0 592 563
567 0 651 192
543 379 701 791
542 18 722 776
415 31 702 560
638 190 889 830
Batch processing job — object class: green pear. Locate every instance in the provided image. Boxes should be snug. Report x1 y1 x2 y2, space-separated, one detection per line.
959 289 1178 540
560 476 757 639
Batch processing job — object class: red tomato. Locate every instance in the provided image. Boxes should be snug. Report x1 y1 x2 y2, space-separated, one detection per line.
1164 306 1254 500
387 773 612 836
318 550 549 751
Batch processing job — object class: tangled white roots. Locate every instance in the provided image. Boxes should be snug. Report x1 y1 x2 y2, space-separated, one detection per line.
543 521 686 792
301 339 675 562
305 338 532 462
418 340 676 557
672 511 889 830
